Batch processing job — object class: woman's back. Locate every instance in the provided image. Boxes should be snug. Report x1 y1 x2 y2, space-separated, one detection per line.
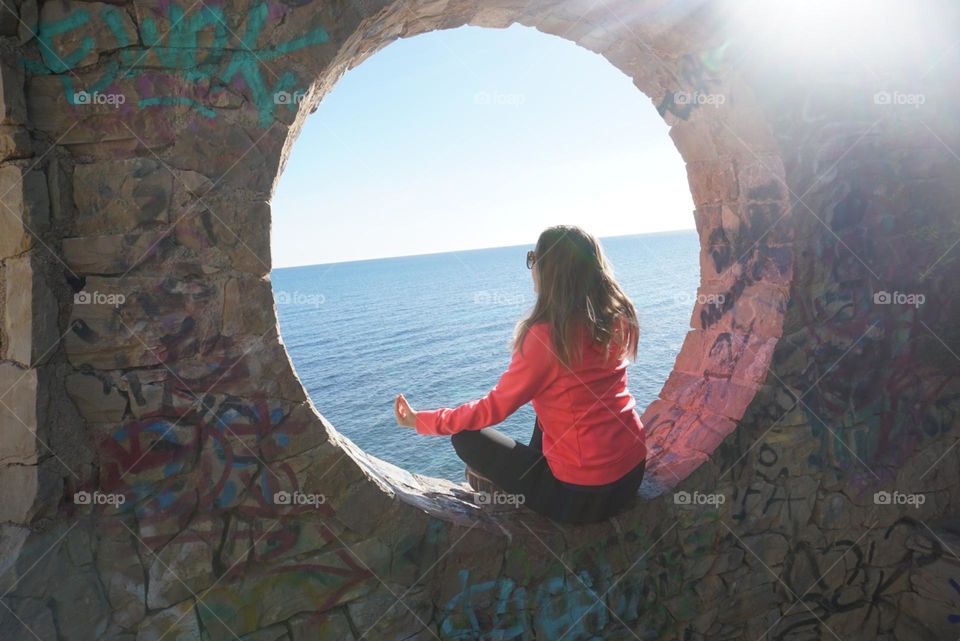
398 224 648 525
529 320 646 485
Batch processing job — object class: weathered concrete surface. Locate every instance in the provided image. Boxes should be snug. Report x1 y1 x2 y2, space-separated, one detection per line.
1 0 958 639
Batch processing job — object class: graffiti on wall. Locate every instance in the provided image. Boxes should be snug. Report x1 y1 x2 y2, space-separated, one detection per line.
439 516 718 640
439 563 647 641
78 384 333 548
775 517 955 640
773 116 960 493
23 1 329 126
656 51 726 121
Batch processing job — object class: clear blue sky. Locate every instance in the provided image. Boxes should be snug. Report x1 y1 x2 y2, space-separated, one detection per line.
271 24 694 268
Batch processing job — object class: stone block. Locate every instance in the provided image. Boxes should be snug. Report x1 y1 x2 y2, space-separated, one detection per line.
0 598 57 640
673 329 707 375
738 198 792 243
136 600 201 641
654 450 709 492
73 158 176 235
0 126 31 161
0 164 50 258
37 0 137 72
193 334 306 399
0 60 25 125
62 230 170 274
740 532 789 568
467 8 517 29
166 122 286 196
691 330 754 379
729 334 779 387
0 464 38 523
64 372 127 422
704 378 762 419
146 534 216 610
670 117 718 163
698 236 737 287
643 394 737 457
735 139 788 199
65 274 219 370
687 412 738 454
639 398 686 441
199 537 389 641
574 25 613 53
0 2 17 36
3 254 59 367
259 402 329 462
173 196 272 276
49 570 111 640
26 72 173 152
222 275 277 336
689 281 787 338
347 584 434 641
116 368 171 418
693 201 723 245
288 610 352 641
660 370 705 411
0 363 38 465
687 159 738 206
94 528 146 629
687 281 732 332
0 524 30 594
16 0 37 45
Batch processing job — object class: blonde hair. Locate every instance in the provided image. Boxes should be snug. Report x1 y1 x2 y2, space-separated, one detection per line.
513 225 639 370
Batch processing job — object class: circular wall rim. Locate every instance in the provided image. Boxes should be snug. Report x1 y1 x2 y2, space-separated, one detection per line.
265 0 795 526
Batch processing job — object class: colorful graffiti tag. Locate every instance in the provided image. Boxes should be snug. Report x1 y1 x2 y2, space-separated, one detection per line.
23 1 329 126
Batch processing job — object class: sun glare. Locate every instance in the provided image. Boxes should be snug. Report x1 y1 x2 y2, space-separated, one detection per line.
725 0 927 70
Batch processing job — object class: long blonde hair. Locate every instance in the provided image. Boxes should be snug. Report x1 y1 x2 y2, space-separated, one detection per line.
513 225 639 370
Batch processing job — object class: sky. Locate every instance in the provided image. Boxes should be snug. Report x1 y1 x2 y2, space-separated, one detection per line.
270 23 694 268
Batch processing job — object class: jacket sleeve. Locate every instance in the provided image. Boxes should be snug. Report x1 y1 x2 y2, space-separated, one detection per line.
414 325 556 436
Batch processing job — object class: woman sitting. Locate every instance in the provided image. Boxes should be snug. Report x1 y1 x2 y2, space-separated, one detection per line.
395 224 646 525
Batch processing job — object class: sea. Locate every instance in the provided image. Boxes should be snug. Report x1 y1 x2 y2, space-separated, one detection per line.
271 230 699 482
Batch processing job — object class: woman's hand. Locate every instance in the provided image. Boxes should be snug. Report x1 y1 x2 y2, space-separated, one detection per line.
394 393 418 429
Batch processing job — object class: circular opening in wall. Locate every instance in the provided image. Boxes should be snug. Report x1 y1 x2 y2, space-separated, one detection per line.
270 24 698 483
262 6 795 507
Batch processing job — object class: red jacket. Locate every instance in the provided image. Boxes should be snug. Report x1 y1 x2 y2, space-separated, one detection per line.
414 320 647 485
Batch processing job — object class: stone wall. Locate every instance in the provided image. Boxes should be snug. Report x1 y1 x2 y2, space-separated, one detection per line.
1 1 958 640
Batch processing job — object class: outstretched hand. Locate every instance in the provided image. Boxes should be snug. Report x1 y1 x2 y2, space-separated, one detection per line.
394 393 418 429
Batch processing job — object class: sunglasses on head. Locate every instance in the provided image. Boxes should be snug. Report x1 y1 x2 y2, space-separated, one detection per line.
526 250 537 269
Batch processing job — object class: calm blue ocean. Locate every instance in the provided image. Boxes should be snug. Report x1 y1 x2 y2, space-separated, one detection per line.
271 230 699 482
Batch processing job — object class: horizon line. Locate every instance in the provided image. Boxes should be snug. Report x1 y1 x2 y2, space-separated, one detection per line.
273 226 697 271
